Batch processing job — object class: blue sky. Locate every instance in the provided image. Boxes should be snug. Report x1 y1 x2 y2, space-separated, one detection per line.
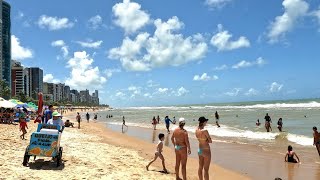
7 0 320 107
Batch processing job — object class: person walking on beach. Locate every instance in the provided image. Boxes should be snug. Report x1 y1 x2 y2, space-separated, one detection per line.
122 116 127 128
313 126 320 156
171 118 191 180
152 116 157 130
284 145 300 163
196 117 212 180
146 133 168 173
76 112 81 129
277 118 283 132
215 111 220 128
86 112 90 123
19 114 28 140
264 113 272 132
164 116 173 133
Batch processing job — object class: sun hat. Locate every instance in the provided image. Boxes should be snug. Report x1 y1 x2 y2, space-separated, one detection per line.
198 116 209 123
52 111 62 117
179 117 185 124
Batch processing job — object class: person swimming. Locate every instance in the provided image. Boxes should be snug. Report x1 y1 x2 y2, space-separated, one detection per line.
284 145 300 163
256 119 261 126
196 116 212 180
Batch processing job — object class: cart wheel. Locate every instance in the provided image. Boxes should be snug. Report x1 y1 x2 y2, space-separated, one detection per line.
22 146 30 166
56 149 63 167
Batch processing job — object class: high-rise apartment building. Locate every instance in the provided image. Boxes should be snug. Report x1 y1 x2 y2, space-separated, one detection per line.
25 67 43 99
11 60 24 97
0 0 11 89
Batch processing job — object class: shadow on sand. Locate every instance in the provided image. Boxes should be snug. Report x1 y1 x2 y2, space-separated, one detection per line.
27 158 66 170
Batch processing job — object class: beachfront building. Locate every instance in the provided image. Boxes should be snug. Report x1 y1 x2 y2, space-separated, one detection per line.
80 89 90 103
0 0 11 89
92 90 99 105
43 82 54 102
11 60 24 97
53 83 64 102
25 67 43 100
64 85 71 102
70 89 80 103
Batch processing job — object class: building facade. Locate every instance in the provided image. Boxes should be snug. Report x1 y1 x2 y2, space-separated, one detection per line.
43 82 54 102
11 60 24 97
25 67 43 99
0 0 11 89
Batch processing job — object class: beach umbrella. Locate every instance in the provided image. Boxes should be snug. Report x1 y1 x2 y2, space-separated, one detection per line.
34 93 43 123
0 98 17 108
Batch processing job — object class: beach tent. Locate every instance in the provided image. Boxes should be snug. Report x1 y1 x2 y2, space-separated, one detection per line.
0 97 16 108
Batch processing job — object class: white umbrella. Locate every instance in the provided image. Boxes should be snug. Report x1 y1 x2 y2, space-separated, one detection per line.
0 99 17 108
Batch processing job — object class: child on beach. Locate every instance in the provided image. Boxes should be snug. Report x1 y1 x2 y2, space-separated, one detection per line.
146 133 168 173
284 145 300 163
19 114 28 140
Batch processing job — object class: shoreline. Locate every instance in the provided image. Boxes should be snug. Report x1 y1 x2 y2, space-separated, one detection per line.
0 111 249 179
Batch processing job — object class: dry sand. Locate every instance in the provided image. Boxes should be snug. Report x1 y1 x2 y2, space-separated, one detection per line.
0 112 249 180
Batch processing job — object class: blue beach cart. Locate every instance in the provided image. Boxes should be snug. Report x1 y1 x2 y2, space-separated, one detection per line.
22 124 63 167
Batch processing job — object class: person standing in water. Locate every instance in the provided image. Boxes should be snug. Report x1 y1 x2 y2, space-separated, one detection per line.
122 116 127 127
313 126 320 156
164 116 173 133
196 117 212 180
277 118 283 132
171 118 191 180
284 145 300 163
256 119 261 126
264 113 272 132
157 115 160 124
215 111 220 128
146 133 168 173
152 116 157 130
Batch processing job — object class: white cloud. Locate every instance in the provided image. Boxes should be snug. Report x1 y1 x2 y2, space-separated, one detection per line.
193 73 218 81
269 82 283 93
51 40 65 47
147 80 159 88
214 64 228 71
158 88 169 93
112 0 150 34
88 15 103 30
76 40 103 49
312 8 320 25
115 92 126 98
109 16 207 71
245 88 259 96
175 87 189 96
232 57 266 69
225 88 241 96
205 0 232 8
38 15 74 30
65 51 107 91
267 0 309 43
210 24 250 51
51 40 69 58
143 93 152 98
43 74 60 83
11 35 33 60
104 68 121 78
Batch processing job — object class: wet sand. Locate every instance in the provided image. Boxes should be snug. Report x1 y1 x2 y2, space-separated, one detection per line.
107 123 320 180
0 112 248 180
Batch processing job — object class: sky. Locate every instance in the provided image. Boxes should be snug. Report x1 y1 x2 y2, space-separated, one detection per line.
7 0 320 107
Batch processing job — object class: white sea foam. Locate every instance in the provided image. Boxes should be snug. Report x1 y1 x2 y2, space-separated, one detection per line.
287 133 314 146
123 101 320 110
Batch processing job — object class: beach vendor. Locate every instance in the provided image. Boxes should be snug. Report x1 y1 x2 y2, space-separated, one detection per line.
44 105 54 124
19 113 28 140
47 111 64 132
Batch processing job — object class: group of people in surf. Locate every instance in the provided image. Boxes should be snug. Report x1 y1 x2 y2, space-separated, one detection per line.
256 113 283 132
147 116 212 180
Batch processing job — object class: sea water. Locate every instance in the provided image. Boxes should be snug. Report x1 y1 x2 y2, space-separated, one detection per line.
100 99 320 149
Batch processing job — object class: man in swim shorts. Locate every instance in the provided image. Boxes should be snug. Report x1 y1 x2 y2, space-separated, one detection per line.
164 116 173 133
264 113 272 132
313 126 320 156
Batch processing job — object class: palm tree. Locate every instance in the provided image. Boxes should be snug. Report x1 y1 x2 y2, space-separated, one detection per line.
0 80 11 99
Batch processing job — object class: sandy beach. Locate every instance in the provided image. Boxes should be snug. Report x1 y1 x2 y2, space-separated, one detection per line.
0 111 249 180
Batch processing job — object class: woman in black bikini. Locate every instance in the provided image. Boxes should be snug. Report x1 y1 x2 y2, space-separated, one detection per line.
284 145 300 163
